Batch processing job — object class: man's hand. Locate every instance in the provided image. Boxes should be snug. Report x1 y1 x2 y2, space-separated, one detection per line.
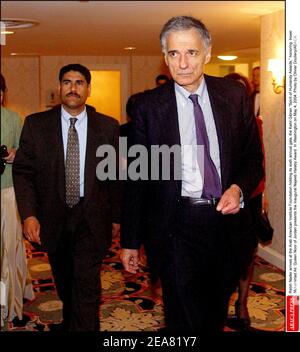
120 248 140 274
216 184 241 215
23 216 41 244
3 148 16 164
112 223 120 238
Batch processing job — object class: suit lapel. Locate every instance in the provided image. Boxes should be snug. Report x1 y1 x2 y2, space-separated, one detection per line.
157 81 181 146
47 108 110 204
205 75 232 191
47 107 109 204
45 107 66 203
84 110 108 203
157 81 181 192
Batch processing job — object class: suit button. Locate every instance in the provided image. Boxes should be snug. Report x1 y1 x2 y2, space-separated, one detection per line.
168 233 173 238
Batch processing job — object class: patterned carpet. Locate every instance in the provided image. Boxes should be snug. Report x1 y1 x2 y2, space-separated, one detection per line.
2 237 285 332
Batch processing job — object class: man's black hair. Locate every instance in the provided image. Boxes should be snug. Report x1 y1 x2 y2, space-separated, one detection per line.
59 64 91 84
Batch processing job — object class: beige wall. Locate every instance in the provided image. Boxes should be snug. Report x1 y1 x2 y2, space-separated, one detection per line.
39 55 130 123
260 10 285 259
204 62 253 78
2 54 260 122
1 55 167 123
132 55 168 93
1 57 40 119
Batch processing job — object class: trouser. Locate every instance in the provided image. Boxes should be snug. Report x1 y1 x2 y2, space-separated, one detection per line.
1 187 34 323
249 193 262 242
48 200 102 331
160 201 232 332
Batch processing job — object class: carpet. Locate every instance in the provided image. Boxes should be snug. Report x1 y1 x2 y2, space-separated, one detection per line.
2 237 284 332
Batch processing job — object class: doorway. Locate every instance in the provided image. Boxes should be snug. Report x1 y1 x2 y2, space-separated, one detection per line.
86 64 128 123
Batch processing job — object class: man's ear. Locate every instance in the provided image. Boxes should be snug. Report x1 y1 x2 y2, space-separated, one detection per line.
205 47 212 64
87 84 91 98
164 54 169 67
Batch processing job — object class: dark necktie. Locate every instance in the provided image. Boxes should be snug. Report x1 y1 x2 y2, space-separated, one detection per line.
189 94 222 198
65 117 80 207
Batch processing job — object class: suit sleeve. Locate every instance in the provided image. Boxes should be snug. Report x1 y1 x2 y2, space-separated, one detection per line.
120 96 147 249
12 116 38 221
108 121 121 224
231 88 264 201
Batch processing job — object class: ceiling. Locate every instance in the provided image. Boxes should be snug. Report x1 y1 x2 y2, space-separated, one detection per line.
1 1 284 63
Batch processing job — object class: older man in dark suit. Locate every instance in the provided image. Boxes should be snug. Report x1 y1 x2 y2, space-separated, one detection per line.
13 64 120 331
120 16 263 332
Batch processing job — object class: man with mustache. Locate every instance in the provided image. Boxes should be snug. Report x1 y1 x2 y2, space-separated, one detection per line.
120 16 263 332
13 64 120 331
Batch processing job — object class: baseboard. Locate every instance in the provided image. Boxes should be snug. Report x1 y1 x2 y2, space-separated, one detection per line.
257 245 285 271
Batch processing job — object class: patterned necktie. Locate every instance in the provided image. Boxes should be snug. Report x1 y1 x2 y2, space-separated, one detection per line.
189 94 222 198
65 117 80 207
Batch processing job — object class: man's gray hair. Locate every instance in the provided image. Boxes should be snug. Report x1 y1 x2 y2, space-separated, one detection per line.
160 16 212 54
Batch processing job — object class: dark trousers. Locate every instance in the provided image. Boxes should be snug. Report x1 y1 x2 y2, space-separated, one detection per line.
48 200 102 331
249 193 262 241
160 202 232 333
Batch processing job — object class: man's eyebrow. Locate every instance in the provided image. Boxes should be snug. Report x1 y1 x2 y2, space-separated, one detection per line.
62 79 85 83
167 49 200 53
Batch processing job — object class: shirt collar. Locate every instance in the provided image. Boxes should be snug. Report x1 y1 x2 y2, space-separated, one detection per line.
61 105 87 126
175 77 206 107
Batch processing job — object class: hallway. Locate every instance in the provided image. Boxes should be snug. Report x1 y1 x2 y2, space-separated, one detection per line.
3 237 284 332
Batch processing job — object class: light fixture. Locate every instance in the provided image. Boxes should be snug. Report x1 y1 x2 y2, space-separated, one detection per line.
267 58 285 94
1 18 38 45
217 55 238 61
1 30 14 35
10 52 40 56
124 47 136 51
1 18 38 29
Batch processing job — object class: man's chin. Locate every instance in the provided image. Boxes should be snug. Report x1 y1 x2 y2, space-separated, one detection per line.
174 75 203 90
175 77 193 85
62 103 85 111
176 80 194 88
64 104 78 109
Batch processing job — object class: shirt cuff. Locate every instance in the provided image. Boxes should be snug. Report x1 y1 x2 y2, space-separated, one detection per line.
236 185 244 208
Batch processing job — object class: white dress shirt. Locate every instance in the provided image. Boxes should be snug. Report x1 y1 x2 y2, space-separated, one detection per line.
175 79 221 198
61 106 88 197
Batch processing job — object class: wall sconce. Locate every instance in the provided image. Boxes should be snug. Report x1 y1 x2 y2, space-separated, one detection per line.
267 59 285 94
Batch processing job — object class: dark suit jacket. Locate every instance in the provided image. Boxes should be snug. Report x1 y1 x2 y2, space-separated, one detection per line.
121 75 264 273
13 105 120 258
